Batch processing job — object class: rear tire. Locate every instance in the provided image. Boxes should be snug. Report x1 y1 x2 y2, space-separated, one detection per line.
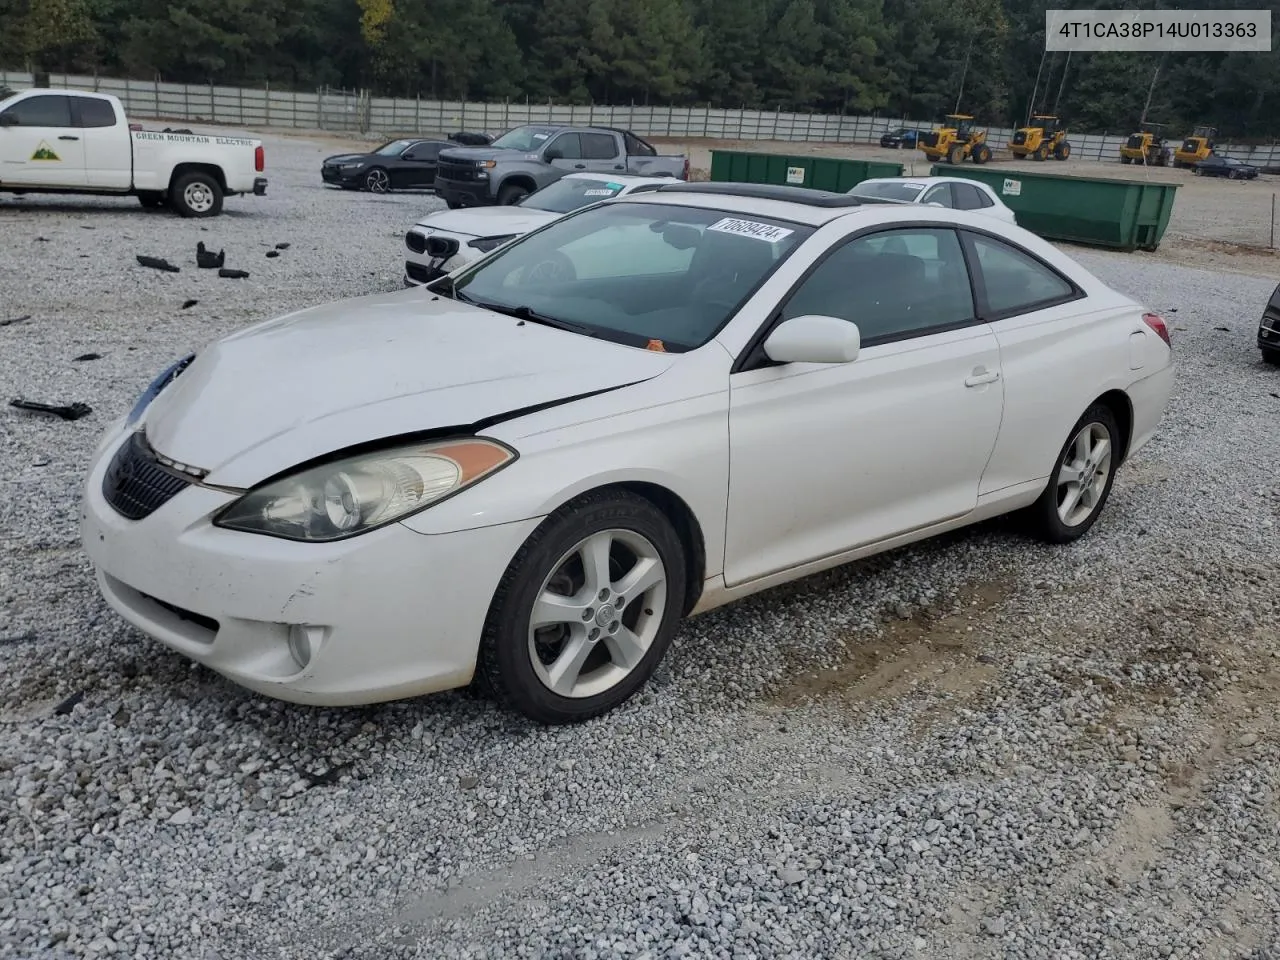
169 171 223 218
1262 347 1280 366
1033 145 1048 161
446 199 464 209
1024 403 1121 545
476 489 687 724
1054 141 1071 161
947 145 964 165
1121 156 1132 165
973 144 992 164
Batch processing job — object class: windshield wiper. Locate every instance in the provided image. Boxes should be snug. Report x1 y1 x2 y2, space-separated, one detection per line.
470 299 598 337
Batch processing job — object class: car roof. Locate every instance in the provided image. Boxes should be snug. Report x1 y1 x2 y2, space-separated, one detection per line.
616 182 912 226
857 176 994 190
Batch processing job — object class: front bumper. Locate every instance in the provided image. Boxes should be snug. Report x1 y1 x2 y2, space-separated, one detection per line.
80 424 540 706
321 166 362 187
435 177 494 207
253 178 267 196
1259 313 1280 352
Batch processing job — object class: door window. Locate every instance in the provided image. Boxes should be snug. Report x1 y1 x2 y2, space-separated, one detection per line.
545 133 583 160
1 94 73 127
966 233 1077 317
920 184 953 207
780 228 976 345
581 133 619 160
952 183 988 210
72 97 116 128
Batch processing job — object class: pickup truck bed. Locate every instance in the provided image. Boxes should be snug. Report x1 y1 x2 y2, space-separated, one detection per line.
0 88 266 217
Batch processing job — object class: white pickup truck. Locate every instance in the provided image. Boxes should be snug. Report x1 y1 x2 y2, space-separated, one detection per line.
0 88 267 217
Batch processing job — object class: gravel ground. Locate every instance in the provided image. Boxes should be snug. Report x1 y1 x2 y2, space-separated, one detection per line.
3 130 1280 960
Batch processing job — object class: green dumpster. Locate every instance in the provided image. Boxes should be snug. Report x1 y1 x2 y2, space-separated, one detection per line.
930 164 1179 252
710 150 904 193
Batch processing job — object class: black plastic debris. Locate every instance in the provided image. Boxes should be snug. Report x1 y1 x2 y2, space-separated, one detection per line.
0 315 31 327
53 690 86 715
196 241 225 269
72 352 102 362
163 127 195 135
274 243 290 250
10 398 93 421
1215 326 1230 332
181 299 199 310
265 250 280 258
0 630 37 647
297 761 354 788
35 236 50 242
219 268 249 279
137 255 180 273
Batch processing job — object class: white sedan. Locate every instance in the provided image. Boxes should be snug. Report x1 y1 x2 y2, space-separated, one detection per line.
404 172 674 285
849 176 1017 224
81 182 1173 724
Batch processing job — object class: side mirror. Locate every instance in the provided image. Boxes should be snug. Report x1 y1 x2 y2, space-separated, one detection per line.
0 113 17 127
544 147 563 161
763 315 860 364
402 152 417 161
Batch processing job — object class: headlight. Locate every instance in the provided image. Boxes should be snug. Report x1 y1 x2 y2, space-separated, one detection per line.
467 234 517 253
340 162 361 171
125 354 195 427
213 438 516 542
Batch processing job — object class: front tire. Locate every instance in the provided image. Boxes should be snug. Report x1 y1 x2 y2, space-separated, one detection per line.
1025 403 1120 544
1054 141 1071 161
498 182 531 205
1262 347 1280 366
364 167 390 193
477 490 687 724
169 172 223 218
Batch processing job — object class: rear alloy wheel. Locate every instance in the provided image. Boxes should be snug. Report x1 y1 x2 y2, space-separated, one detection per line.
1025 403 1120 544
169 171 223 217
364 167 390 193
477 490 686 724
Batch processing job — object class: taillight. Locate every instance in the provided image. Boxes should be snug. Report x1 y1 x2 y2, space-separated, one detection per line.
1142 312 1171 347
682 157 689 180
255 145 265 172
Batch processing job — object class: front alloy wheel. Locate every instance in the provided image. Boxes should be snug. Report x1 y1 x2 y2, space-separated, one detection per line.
1026 402 1120 544
364 168 390 193
477 490 686 723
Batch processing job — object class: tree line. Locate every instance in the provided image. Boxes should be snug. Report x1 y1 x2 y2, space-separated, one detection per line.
3 0 1278 138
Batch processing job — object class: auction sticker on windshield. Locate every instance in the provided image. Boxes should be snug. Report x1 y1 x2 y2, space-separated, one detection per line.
707 218 795 243
583 189 616 196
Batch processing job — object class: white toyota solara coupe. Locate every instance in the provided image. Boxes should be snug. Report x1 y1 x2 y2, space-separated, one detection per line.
81 182 1174 724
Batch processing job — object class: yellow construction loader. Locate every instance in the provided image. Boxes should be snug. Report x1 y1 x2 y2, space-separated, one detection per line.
917 114 992 165
1009 115 1071 161
1173 126 1217 168
1119 123 1172 166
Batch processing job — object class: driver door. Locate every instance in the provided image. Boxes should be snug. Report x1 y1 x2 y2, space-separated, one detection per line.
723 226 1005 587
544 133 586 173
0 93 87 187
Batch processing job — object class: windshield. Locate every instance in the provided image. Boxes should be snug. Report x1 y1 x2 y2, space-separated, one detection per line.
449 202 813 351
374 139 414 156
851 181 923 202
521 178 632 213
490 125 558 151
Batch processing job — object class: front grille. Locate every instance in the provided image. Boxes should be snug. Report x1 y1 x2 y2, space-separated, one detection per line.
406 261 447 284
425 236 460 259
437 159 478 181
102 431 196 520
406 230 426 253
143 593 220 636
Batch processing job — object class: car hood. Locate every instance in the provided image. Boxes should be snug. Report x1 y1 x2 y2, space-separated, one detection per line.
413 206 560 238
323 152 374 165
438 147 527 164
142 288 676 488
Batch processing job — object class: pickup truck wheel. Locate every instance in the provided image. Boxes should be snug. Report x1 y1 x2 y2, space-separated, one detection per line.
498 183 531 205
170 172 223 218
137 192 166 209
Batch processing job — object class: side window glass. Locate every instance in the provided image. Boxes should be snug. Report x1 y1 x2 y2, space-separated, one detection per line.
581 133 619 159
953 184 985 210
546 133 583 160
969 233 1076 316
74 97 117 128
2 94 73 127
781 228 975 344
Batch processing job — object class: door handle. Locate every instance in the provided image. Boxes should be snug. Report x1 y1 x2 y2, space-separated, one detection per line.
614 164 624 169
964 369 1000 387
59 135 80 141
573 163 586 169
